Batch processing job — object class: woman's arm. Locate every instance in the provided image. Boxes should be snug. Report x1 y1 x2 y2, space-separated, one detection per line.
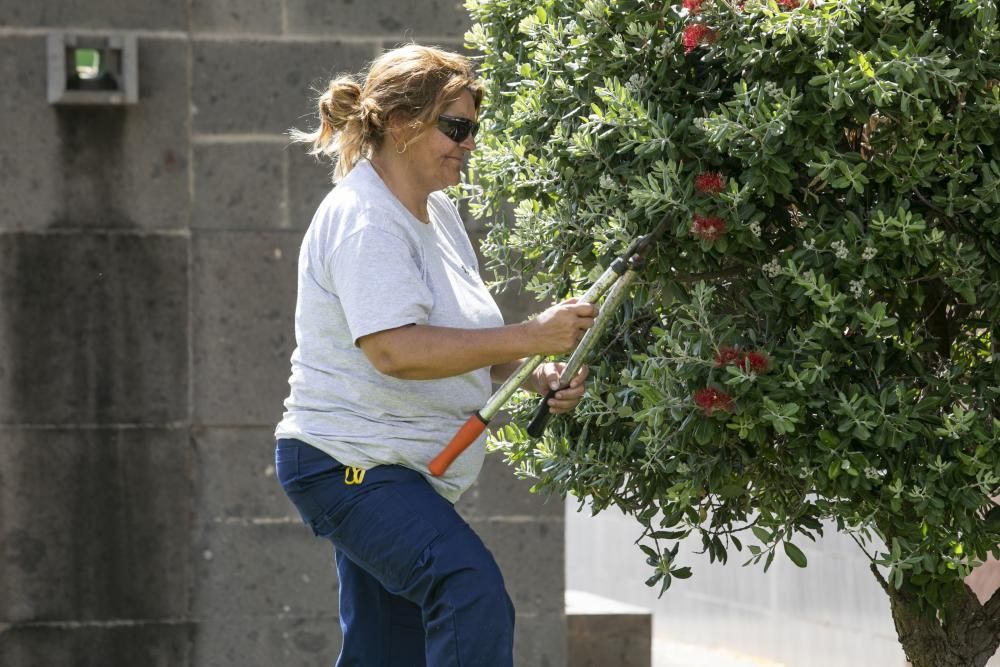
357 300 596 380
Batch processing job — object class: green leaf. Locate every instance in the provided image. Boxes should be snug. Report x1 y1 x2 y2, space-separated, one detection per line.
763 551 776 573
783 541 808 568
651 530 688 540
659 573 673 596
818 430 839 448
694 420 714 445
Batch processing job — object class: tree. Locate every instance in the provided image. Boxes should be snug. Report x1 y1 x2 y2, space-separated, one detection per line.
462 0 1000 664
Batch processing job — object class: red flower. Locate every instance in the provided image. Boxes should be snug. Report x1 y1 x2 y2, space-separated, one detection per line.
714 346 742 368
713 346 771 373
694 387 734 416
683 24 716 53
690 213 727 242
695 172 726 195
683 0 706 13
778 0 799 7
744 350 770 373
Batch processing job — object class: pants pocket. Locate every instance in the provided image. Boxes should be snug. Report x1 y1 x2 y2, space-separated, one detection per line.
275 438 346 531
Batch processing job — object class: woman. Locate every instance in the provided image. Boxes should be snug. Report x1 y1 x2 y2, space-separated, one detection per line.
274 44 597 666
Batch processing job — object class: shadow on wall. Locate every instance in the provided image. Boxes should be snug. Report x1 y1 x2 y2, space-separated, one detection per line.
53 107 133 229
0 232 188 425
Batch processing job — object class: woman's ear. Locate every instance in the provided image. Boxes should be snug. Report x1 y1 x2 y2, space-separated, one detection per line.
384 111 415 145
384 111 403 143
385 110 426 150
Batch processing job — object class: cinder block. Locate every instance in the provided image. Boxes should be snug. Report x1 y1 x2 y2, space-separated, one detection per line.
566 590 652 667
286 146 334 230
514 611 566 667
285 0 471 39
570 617 648 665
192 142 286 229
190 0 282 33
456 453 564 520
88 37 191 228
191 614 341 667
191 521 338 618
191 230 301 426
0 623 195 667
0 233 189 425
192 40 373 134
0 1 187 29
0 428 193 622
0 37 190 230
469 517 565 615
192 427 300 521
0 37 57 230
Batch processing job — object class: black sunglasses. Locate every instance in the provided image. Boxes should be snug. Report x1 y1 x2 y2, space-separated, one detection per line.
436 114 480 143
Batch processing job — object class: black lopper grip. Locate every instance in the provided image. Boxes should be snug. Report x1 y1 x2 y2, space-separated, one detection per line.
526 389 558 437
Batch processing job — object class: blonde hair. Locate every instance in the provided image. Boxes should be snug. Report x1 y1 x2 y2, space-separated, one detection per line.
291 44 483 180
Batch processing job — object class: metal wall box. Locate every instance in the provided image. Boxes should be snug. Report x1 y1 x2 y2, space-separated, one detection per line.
48 32 138 105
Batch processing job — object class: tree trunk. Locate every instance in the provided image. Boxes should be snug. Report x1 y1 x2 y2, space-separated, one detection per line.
877 565 1000 667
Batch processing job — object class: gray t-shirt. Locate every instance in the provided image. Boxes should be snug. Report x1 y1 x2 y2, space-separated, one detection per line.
275 160 505 502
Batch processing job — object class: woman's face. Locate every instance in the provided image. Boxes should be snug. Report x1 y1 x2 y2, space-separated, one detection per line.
403 89 478 192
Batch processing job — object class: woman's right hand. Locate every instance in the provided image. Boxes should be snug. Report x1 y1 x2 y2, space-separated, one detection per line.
525 298 598 356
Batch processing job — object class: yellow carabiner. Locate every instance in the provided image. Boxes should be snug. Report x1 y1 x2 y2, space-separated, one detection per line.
344 466 366 485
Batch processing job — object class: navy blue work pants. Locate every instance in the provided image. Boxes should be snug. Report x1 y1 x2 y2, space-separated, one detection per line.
275 438 515 666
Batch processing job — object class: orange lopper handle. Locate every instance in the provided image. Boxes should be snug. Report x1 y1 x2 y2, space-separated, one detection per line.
428 413 488 477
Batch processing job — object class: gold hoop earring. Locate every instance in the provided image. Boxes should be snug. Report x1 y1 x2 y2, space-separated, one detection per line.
395 141 407 154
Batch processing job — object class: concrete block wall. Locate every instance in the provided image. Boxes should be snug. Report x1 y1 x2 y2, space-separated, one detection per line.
0 4 564 666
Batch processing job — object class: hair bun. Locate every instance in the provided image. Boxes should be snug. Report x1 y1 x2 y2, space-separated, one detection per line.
359 97 383 131
320 77 363 130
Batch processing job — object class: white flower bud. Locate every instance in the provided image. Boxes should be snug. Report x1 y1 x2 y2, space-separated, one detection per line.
763 258 782 278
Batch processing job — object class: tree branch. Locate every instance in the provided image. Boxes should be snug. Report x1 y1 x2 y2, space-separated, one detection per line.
672 266 747 283
943 581 985 646
981 583 1000 623
870 562 891 595
954 582 1000 666
912 188 948 217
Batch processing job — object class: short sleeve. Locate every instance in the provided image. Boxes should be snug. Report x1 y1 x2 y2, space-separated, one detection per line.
329 226 434 344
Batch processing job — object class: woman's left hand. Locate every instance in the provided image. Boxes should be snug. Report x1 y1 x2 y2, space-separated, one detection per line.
532 362 590 414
